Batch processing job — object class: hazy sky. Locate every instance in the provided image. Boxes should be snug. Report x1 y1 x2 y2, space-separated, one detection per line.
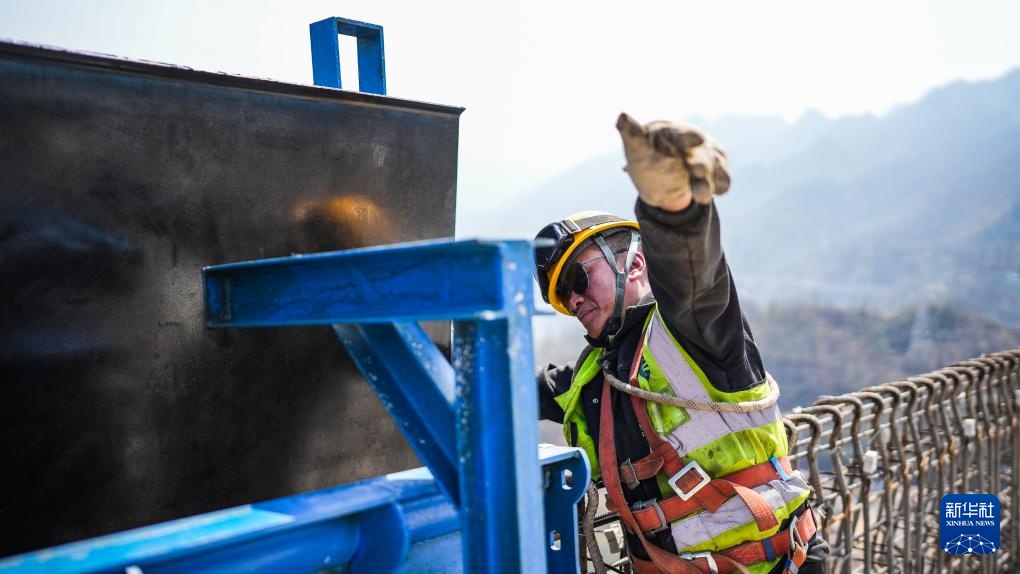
2 1 1016 360
2 0 1019 186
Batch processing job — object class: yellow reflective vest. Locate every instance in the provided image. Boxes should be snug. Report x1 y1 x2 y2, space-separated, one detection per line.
553 307 811 572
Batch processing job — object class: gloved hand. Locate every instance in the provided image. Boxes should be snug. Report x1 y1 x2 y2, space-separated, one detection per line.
616 113 730 209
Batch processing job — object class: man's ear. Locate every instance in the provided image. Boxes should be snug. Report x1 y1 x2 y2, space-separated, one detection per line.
627 252 646 280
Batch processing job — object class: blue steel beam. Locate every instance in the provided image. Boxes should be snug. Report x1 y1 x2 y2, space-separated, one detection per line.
333 321 460 504
453 242 548 573
0 468 458 574
0 448 588 573
202 239 567 572
309 16 386 94
204 240 510 327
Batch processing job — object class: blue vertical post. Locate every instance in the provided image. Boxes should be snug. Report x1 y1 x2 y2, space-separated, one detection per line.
309 18 342 89
309 17 386 95
454 242 546 574
541 446 589 574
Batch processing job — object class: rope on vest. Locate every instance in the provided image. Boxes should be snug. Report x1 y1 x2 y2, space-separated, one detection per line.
582 481 608 574
598 374 752 574
604 372 780 413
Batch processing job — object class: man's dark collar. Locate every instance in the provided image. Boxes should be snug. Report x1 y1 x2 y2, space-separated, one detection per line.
583 294 656 349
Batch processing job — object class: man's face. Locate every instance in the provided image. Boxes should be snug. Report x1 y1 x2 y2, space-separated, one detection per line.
561 245 625 338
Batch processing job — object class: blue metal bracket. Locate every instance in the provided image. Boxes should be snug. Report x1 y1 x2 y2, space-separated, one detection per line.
309 16 386 94
203 239 584 573
541 445 591 574
203 240 515 327
333 321 460 504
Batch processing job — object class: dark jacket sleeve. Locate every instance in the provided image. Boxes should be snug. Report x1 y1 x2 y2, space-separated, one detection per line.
634 198 766 391
537 363 574 423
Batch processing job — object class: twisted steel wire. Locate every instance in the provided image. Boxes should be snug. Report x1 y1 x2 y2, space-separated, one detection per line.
581 348 1020 573
784 349 1020 573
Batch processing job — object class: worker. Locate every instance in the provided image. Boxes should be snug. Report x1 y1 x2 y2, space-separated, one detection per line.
535 114 828 574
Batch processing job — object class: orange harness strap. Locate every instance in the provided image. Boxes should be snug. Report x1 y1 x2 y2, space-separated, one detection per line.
619 348 779 535
599 377 750 574
630 458 796 536
596 343 815 573
723 509 815 568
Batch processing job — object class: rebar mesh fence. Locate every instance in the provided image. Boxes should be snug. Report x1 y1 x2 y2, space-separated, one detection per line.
582 348 1020 573
785 348 1020 574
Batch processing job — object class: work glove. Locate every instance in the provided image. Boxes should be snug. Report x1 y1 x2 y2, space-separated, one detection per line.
616 113 730 208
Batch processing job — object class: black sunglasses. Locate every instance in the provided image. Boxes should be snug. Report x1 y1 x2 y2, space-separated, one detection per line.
554 253 621 310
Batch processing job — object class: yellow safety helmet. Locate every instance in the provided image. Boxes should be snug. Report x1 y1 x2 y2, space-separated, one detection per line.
533 211 639 316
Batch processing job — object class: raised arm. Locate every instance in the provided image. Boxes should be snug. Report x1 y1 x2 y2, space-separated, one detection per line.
617 114 760 385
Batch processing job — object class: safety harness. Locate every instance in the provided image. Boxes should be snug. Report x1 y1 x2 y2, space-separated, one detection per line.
597 336 815 574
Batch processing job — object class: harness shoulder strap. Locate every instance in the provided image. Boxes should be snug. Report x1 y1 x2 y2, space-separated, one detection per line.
615 331 780 535
598 371 749 574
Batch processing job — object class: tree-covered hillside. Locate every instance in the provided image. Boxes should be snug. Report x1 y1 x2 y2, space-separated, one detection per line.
747 303 1020 410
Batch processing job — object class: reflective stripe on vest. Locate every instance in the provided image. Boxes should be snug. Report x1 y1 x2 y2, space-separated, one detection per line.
670 476 811 551
552 305 811 569
636 309 811 565
644 313 783 458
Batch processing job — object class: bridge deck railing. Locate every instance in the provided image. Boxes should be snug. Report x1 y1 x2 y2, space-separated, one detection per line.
784 349 1020 574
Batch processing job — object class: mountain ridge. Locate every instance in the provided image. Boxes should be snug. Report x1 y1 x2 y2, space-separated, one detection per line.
460 66 1020 328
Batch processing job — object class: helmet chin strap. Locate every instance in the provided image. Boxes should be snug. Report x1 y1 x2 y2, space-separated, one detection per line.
591 231 640 347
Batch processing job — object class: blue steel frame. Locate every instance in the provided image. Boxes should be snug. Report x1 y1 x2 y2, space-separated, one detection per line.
309 16 386 94
0 446 586 573
0 239 589 573
204 239 564 572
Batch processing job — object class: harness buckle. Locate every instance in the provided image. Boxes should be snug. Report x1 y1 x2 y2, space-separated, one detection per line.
788 514 804 548
680 551 719 573
667 460 711 501
784 514 808 574
770 456 793 481
621 458 641 489
680 551 713 561
631 499 669 535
